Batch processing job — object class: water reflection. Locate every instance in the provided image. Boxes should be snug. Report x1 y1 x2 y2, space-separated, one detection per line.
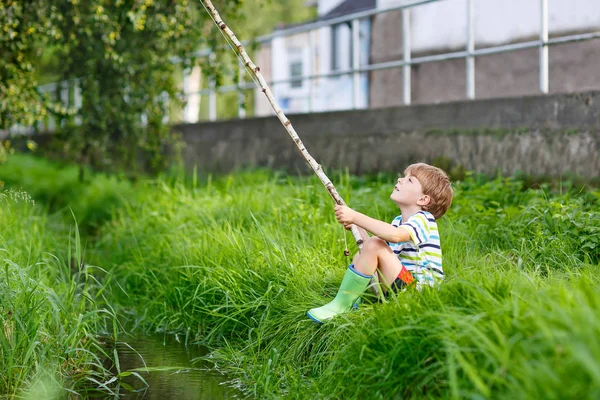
112 335 242 399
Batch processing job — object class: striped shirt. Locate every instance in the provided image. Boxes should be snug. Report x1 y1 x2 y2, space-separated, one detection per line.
388 211 443 286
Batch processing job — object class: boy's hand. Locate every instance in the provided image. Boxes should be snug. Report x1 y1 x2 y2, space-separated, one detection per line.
334 205 356 230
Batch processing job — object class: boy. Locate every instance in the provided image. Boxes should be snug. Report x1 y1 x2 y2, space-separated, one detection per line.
307 163 453 324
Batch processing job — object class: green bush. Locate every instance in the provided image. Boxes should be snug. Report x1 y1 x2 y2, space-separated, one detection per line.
0 154 135 230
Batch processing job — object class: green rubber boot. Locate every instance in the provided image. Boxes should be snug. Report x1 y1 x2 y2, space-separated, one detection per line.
307 265 372 324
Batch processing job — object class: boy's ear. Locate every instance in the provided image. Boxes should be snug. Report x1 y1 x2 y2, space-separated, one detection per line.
417 195 431 206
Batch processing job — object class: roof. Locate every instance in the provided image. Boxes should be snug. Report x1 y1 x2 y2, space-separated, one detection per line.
273 0 376 32
320 0 377 21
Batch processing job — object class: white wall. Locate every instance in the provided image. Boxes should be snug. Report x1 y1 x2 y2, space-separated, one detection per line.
182 66 202 123
261 20 369 115
379 0 600 51
271 37 288 85
266 33 314 114
316 20 370 111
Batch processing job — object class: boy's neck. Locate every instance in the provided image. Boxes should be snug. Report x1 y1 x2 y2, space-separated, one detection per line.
400 205 423 223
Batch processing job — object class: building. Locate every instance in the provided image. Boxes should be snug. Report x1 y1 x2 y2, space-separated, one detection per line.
254 0 600 117
255 0 374 116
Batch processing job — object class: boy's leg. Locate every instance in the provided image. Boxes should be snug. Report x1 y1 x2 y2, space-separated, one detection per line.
352 237 403 289
307 237 403 323
307 264 372 323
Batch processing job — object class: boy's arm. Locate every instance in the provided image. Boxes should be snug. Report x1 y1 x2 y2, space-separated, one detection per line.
356 226 370 242
335 205 411 243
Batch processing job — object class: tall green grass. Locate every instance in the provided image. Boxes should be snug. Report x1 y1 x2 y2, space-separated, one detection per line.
0 188 122 397
2 154 600 398
87 168 599 398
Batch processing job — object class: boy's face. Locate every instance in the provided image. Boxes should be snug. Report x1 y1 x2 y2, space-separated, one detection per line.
390 174 426 207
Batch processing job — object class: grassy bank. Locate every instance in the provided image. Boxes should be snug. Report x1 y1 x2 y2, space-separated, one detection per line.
0 191 123 397
2 154 599 398
0 157 136 398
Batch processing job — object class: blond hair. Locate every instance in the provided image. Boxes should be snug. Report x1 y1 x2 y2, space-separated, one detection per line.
404 163 453 219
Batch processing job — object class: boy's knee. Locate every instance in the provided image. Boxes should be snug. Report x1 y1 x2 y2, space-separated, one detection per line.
363 237 387 252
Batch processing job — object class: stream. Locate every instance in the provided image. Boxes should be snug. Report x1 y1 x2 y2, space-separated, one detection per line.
107 335 244 399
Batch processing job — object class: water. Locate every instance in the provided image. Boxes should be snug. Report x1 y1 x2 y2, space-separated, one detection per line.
109 335 244 399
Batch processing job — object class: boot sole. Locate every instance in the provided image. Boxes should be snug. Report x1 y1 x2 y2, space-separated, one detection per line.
306 311 324 324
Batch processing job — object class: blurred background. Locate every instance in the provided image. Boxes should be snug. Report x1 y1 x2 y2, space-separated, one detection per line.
2 0 599 179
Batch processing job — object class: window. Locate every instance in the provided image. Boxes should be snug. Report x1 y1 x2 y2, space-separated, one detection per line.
290 61 303 88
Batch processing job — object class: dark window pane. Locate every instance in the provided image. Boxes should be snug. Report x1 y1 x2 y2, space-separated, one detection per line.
290 61 303 88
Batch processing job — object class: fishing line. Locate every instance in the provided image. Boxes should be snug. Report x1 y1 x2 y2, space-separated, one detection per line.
343 227 350 257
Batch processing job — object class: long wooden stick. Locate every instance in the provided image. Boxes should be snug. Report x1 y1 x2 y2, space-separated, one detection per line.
201 0 385 298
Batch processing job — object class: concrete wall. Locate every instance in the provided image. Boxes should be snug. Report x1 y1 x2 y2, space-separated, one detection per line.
175 91 600 178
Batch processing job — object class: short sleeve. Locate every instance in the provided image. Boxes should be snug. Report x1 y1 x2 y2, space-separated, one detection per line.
391 215 402 227
400 212 431 246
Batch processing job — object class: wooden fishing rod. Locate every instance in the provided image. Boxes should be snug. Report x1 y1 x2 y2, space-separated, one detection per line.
200 0 384 297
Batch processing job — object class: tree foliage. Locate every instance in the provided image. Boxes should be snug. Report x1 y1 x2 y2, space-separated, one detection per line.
1 0 315 172
58 0 249 173
240 0 317 37
1 0 244 172
0 1 57 129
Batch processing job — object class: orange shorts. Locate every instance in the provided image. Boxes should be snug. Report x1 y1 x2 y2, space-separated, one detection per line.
389 265 415 294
